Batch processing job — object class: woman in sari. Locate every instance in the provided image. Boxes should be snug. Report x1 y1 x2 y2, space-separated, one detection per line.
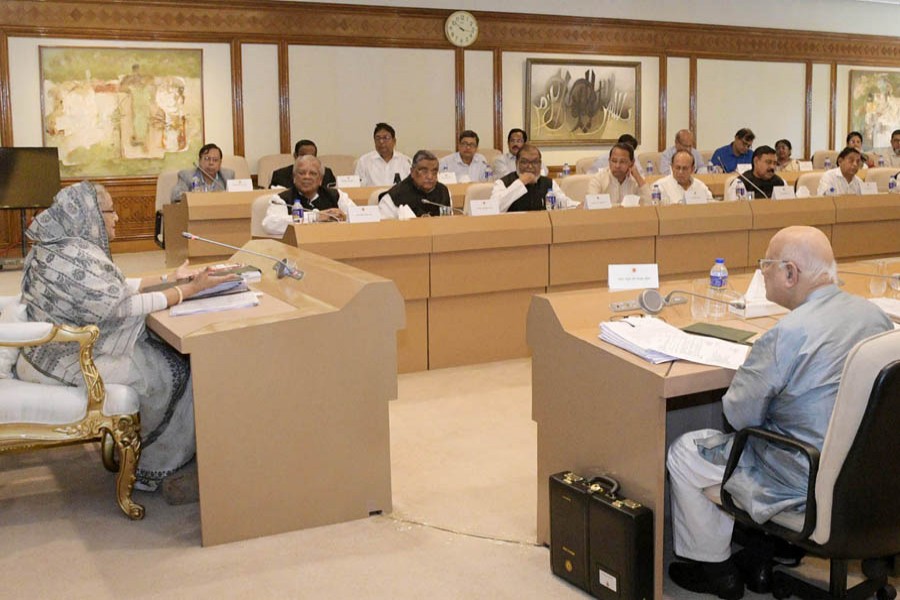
16 181 234 500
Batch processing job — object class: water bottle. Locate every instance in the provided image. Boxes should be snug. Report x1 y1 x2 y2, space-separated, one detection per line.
651 184 662 205
484 165 493 182
735 179 747 201
878 155 886 168
708 258 729 319
889 176 898 194
646 160 654 175
291 199 303 223
824 157 832 169
190 175 201 192
562 162 571 178
545 188 557 211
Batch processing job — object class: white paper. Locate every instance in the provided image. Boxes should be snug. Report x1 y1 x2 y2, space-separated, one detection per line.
607 264 659 291
798 161 814 172
438 171 458 184
729 269 788 318
170 291 260 317
397 204 417 220
684 190 707 204
336 175 362 188
796 186 811 198
736 163 752 174
584 194 612 210
860 181 879 195
772 185 796 200
226 178 253 192
467 198 500 216
347 205 381 223
621 194 641 208
869 297 900 319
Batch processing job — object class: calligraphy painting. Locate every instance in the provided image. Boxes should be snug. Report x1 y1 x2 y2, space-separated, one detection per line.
40 46 204 177
848 69 900 150
525 59 640 146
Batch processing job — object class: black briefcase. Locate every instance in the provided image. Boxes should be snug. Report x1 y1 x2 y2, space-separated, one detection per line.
549 471 653 600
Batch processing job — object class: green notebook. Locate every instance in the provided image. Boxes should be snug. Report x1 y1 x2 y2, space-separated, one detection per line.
682 322 757 345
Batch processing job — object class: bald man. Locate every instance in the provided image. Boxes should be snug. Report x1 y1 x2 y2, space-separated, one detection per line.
660 129 706 175
667 226 892 597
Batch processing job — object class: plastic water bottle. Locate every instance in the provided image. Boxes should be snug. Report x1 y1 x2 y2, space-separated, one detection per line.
484 165 493 182
824 157 832 169
708 258 729 319
889 176 898 194
545 188 557 211
878 155 886 168
735 179 747 201
291 200 303 223
562 162 571 178
651 184 662 205
646 160 654 175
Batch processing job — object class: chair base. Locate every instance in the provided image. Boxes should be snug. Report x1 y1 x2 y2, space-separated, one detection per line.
772 558 894 600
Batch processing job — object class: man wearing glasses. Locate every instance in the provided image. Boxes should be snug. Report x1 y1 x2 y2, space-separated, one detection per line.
490 143 575 211
666 226 892 597
354 122 412 187
710 128 755 174
586 142 650 204
170 143 234 202
438 130 490 182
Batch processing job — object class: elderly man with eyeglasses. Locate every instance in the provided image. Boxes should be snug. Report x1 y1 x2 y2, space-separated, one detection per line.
587 142 650 205
490 143 576 211
666 226 892 598
170 143 234 202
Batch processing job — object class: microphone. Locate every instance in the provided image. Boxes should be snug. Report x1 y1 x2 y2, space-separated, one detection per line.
420 198 463 214
636 288 745 315
838 270 900 290
181 232 304 280
734 173 769 199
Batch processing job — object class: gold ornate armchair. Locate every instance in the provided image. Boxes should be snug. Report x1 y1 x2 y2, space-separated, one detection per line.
0 317 144 520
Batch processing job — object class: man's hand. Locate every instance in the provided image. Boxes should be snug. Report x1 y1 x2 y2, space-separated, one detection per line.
630 164 646 187
518 172 538 186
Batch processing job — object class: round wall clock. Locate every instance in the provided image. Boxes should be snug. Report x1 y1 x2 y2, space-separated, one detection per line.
444 11 479 48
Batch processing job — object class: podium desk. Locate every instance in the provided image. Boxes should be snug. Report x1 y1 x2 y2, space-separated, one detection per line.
831 193 900 259
163 190 269 267
283 220 431 373
747 197 835 262
147 240 404 546
342 182 473 209
547 206 658 291
528 274 773 599
429 212 551 369
655 201 753 277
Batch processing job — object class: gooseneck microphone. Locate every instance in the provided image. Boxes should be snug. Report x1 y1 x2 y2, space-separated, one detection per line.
637 288 746 315
838 270 900 289
181 232 304 280
420 198 464 214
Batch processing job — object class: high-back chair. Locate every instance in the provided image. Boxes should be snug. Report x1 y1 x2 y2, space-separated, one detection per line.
368 188 389 206
250 193 283 238
636 151 662 175
221 155 251 180
257 154 294 189
864 167 897 193
481 148 502 168
812 150 839 170
0 296 143 520
559 174 591 203
717 329 900 599
795 172 824 197
318 154 357 176
575 156 598 174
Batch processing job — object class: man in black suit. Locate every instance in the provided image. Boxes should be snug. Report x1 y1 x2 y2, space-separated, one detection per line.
270 139 336 189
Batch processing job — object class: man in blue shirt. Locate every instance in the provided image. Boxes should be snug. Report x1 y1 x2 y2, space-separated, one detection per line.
710 128 755 173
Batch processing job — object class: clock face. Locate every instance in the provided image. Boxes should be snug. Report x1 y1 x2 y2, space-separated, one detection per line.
445 11 478 48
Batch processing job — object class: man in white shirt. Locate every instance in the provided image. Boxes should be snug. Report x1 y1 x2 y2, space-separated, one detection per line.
354 122 412 186
587 142 650 204
874 128 900 168
490 143 576 212
654 150 713 205
660 129 706 175
492 128 547 178
589 133 644 175
262 155 354 236
817 147 864 196
439 130 489 182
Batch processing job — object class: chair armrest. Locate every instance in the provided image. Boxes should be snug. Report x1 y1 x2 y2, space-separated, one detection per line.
0 322 55 344
720 426 821 541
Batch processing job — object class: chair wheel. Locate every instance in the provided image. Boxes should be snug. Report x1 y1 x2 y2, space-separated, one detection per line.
876 586 896 600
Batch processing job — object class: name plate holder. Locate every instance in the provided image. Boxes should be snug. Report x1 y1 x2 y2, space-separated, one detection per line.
584 194 612 210
798 161 814 172
467 198 500 216
772 185 796 200
437 171 458 185
621 195 641 208
347 205 381 223
607 264 660 291
860 181 879 195
226 178 254 192
337 175 362 188
684 190 707 204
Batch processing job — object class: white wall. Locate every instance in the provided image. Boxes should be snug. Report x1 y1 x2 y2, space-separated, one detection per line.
666 57 691 145
288 45 455 159
242 44 280 173
464 50 495 149
810 64 831 156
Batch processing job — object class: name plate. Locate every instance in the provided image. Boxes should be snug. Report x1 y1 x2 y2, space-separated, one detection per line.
621 194 641 208
684 190 707 204
347 205 381 223
584 194 612 210
736 163 752 174
798 161 814 171
861 181 879 195
226 178 253 192
608 264 659 291
467 198 500 216
336 175 362 188
772 185 796 200
438 171 458 184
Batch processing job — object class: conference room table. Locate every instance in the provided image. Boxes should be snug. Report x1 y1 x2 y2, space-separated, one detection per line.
145 240 404 546
527 260 898 599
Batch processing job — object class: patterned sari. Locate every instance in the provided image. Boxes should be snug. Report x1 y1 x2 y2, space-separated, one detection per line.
18 181 195 489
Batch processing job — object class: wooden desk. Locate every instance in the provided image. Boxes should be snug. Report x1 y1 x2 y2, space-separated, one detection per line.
747 197 835 261
147 240 404 546
655 201 753 277
645 170 806 197
831 193 900 259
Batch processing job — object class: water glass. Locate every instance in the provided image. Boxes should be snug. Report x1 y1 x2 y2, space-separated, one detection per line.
869 260 887 297
691 278 709 319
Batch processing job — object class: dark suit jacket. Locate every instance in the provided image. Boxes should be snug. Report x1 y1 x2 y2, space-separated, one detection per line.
270 164 336 189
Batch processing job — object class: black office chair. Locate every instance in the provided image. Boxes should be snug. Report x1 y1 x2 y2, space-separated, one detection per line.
720 328 900 600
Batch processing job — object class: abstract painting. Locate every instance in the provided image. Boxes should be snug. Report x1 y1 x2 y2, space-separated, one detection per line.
848 69 900 150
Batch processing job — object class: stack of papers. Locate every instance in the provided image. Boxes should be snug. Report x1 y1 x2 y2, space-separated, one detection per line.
170 291 260 317
869 297 900 319
600 316 750 370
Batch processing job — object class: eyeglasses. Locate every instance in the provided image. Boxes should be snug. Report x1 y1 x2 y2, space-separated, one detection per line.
374 135 394 143
459 141 478 148
518 159 542 168
200 155 221 163
757 258 798 272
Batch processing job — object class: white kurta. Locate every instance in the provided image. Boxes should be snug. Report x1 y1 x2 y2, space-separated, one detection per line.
354 150 412 187
587 168 650 204
654 175 713 205
816 168 863 196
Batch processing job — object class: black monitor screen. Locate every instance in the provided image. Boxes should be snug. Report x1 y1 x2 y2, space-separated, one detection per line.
0 147 61 210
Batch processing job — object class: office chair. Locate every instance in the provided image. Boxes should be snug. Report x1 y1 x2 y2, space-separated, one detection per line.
719 328 900 599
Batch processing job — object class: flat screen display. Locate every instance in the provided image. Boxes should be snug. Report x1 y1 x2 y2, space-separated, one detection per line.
0 147 61 209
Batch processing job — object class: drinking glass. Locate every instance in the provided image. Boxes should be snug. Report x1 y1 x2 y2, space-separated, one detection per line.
691 278 709 319
869 260 887 297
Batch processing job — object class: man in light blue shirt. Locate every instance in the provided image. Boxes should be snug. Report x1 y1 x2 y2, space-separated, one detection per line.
438 130 489 182
666 226 892 597
660 129 706 175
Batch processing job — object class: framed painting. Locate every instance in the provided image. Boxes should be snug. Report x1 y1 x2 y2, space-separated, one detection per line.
40 46 204 178
848 69 900 150
525 59 640 147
